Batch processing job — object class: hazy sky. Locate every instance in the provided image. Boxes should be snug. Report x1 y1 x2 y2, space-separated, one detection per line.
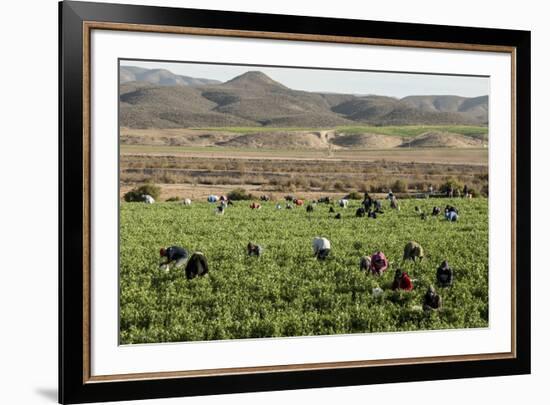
121 59 489 99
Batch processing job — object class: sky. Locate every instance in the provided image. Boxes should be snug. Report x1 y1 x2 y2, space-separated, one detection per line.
121 59 488 99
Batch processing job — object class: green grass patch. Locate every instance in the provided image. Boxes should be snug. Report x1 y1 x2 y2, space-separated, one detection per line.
335 125 488 138
191 125 488 139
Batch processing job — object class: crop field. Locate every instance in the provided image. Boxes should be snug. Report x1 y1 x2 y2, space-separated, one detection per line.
119 197 488 345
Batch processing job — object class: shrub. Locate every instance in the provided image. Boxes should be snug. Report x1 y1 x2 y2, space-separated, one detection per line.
409 182 427 192
320 181 332 192
123 183 161 202
227 188 253 201
439 178 464 194
370 184 385 193
165 196 180 202
480 184 489 197
309 178 323 188
358 182 369 193
345 191 363 200
293 176 310 189
391 179 408 193
333 181 346 192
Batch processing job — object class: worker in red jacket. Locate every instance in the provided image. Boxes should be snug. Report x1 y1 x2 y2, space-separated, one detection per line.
391 269 414 291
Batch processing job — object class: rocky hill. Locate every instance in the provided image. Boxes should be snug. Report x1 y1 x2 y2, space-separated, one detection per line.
120 67 488 129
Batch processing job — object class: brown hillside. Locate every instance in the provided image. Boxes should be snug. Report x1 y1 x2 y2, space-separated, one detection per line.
216 131 333 150
330 133 404 149
400 132 485 148
119 68 489 129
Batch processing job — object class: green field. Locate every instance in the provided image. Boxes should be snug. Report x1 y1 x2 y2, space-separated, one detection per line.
193 124 488 139
120 198 488 344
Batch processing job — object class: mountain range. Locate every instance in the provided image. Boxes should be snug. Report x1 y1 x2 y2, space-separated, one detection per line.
119 66 488 129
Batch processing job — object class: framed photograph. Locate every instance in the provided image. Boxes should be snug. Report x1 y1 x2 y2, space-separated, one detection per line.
59 1 531 403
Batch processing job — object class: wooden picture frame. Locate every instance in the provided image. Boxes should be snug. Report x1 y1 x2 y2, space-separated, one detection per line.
59 1 531 403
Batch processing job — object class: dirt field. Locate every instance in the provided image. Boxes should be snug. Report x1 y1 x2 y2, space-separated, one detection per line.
121 145 488 165
120 147 488 201
120 124 488 202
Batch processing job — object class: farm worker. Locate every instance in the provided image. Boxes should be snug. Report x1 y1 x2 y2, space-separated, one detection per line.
286 203 293 209
250 202 261 209
387 190 394 200
276 203 282 209
260 195 270 201
329 206 335 213
436 260 454 287
215 204 225 215
367 209 377 219
355 207 366 217
306 204 314 213
463 184 469 196
181 198 192 205
247 242 263 257
432 206 441 216
390 196 399 210
445 205 459 214
207 195 219 203
403 241 424 261
334 213 342 219
159 246 189 269
428 184 434 194
423 286 442 311
363 195 373 211
312 237 331 260
374 200 383 213
359 256 371 272
445 210 458 222
185 252 209 280
143 194 155 204
392 269 413 291
369 251 388 275
338 198 349 208
294 199 304 206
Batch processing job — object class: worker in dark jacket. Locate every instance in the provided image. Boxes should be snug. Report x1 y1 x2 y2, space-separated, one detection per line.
363 194 373 211
423 286 442 311
436 260 454 287
159 246 189 269
185 252 209 279
247 242 263 257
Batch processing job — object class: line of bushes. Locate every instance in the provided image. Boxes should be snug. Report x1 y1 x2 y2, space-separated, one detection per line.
123 184 161 202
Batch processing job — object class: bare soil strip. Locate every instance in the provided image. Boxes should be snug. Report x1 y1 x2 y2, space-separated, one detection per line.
121 145 488 166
